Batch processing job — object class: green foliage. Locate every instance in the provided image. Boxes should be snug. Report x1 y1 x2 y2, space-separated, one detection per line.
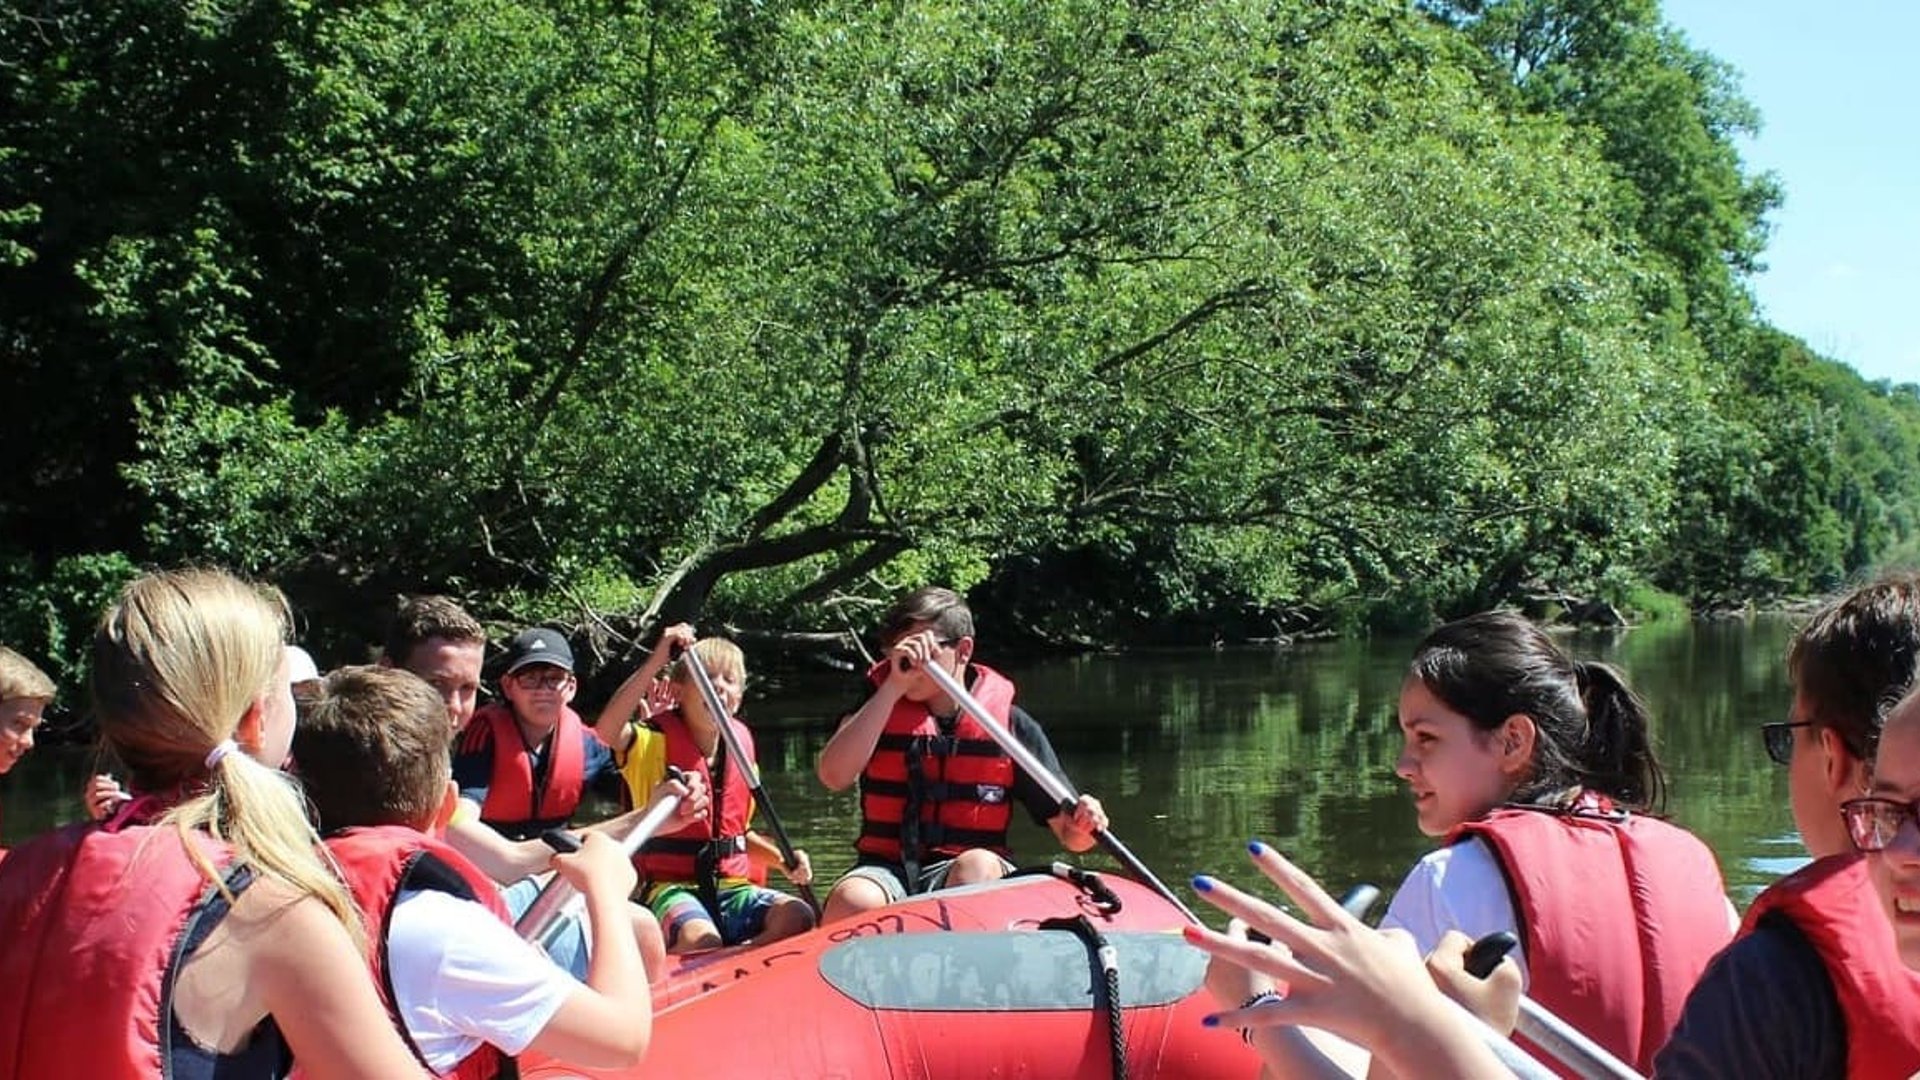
2 0 1916 662
0 553 142 695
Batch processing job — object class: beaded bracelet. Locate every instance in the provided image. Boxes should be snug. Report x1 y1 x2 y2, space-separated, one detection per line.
1238 990 1283 1046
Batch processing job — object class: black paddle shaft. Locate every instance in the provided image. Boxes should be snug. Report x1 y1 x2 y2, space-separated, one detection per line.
675 642 822 916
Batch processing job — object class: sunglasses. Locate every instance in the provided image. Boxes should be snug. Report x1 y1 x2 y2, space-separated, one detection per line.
512 668 573 690
1841 796 1920 853
1761 721 1813 767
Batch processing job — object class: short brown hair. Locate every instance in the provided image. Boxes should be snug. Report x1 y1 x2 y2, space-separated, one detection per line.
0 646 55 703
383 595 486 668
295 665 449 833
877 586 974 647
1789 572 1920 760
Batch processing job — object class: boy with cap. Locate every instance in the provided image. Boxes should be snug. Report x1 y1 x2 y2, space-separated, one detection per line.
453 627 619 842
386 599 681 984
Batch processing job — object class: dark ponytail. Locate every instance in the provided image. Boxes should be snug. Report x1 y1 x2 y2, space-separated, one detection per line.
1409 611 1667 814
1571 660 1666 813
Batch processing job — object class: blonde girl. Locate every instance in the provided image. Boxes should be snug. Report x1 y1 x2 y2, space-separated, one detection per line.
0 569 424 1078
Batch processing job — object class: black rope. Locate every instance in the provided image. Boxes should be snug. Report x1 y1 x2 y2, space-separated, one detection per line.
1008 862 1124 917
1039 913 1126 1080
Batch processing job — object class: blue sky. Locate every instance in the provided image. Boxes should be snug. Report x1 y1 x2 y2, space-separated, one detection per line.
1660 0 1919 385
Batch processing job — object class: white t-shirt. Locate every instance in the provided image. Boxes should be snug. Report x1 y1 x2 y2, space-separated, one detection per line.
388 888 576 1074
1379 837 1530 985
1380 836 1742 991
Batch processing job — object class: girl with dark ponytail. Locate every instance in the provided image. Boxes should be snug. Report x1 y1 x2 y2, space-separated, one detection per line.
1379 611 1730 1073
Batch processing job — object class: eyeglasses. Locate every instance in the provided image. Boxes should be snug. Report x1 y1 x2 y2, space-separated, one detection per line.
1762 721 1814 766
1841 796 1920 853
512 669 573 690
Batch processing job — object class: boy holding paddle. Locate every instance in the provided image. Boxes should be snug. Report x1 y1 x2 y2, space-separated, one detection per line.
592 625 817 952
815 586 1109 923
294 664 701 1075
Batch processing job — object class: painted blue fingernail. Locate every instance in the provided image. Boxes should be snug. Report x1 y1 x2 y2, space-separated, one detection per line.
1248 839 1268 856
1191 874 1215 893
1201 1014 1222 1028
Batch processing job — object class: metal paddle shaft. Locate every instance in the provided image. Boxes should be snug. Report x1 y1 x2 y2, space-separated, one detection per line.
914 658 1200 924
680 643 822 916
514 788 683 946
1465 932 1643 1080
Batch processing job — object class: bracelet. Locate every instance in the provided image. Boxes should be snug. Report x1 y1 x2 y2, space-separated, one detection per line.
1238 990 1283 1046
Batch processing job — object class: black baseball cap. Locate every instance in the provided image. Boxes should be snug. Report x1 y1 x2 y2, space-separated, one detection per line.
503 627 575 675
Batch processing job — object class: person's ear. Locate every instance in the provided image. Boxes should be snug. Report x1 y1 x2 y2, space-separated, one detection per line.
1818 726 1869 796
1497 714 1537 776
234 699 266 755
432 779 459 831
954 636 975 666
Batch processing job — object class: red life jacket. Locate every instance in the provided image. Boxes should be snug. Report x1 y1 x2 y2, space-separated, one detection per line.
1448 797 1732 1075
857 664 1018 866
325 824 512 1080
638 708 757 885
0 800 264 1077
1741 853 1920 1080
460 701 587 834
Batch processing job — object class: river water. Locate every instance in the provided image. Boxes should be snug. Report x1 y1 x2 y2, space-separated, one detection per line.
0 617 1800 911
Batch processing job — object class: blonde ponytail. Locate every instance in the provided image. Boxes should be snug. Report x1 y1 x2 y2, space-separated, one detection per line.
94 569 362 947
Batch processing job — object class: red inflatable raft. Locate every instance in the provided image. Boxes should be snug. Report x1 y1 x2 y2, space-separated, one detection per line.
523 866 1257 1078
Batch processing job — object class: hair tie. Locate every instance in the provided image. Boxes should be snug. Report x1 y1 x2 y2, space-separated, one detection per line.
204 739 240 771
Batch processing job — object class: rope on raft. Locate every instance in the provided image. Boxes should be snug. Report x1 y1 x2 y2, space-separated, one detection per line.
1039 912 1127 1080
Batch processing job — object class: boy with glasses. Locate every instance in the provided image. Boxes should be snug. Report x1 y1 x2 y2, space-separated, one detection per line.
454 627 620 842
1652 572 1920 1076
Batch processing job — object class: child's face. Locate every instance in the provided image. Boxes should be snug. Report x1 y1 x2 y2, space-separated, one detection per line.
1393 677 1513 837
0 697 45 774
1783 689 1861 860
1867 702 1920 970
503 664 575 730
679 663 744 723
404 637 485 736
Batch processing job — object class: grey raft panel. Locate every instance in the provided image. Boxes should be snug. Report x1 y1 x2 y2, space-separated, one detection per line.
817 930 1206 1012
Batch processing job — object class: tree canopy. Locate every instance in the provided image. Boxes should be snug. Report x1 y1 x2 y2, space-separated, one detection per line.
3 0 1915 683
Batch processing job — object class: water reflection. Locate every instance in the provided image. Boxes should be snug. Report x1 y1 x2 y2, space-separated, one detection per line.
1 617 1798 910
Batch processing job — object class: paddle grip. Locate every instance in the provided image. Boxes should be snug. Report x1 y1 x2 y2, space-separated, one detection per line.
1339 883 1382 922
540 828 582 855
1466 930 1520 979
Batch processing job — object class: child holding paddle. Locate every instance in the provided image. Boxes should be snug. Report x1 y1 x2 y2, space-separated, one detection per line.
295 664 700 1075
592 625 817 952
0 568 430 1078
814 586 1109 923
